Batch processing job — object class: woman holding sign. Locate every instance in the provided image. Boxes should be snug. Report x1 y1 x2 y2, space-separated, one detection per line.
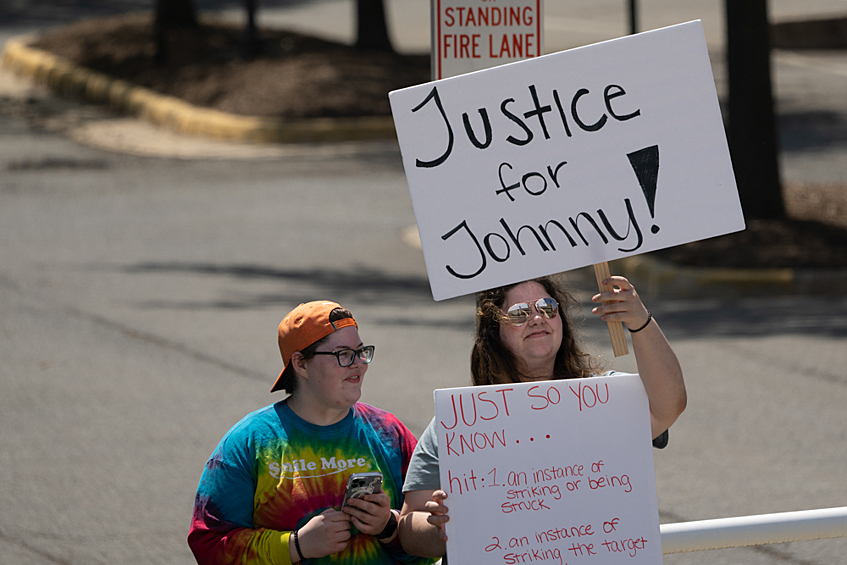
397 275 686 557
188 300 433 565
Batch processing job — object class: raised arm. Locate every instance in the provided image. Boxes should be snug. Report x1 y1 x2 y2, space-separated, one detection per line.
592 275 687 439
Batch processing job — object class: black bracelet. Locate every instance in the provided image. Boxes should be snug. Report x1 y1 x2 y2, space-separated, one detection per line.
293 529 305 561
376 511 398 541
628 311 652 333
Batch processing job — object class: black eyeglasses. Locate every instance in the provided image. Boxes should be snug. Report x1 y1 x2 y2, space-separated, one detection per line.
503 297 558 326
312 345 376 367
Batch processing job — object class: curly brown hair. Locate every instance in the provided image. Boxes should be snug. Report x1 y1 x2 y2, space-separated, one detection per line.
471 276 601 386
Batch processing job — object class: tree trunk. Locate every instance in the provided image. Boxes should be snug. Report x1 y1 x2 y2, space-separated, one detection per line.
239 0 262 57
355 0 394 52
725 0 785 219
154 0 198 64
155 0 197 29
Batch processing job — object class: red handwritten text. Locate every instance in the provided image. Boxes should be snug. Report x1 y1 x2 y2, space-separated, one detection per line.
440 388 515 430
602 536 648 558
527 385 561 411
568 381 610 411
444 429 508 457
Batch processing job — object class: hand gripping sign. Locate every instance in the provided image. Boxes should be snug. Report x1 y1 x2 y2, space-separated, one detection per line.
389 21 744 302
434 373 663 565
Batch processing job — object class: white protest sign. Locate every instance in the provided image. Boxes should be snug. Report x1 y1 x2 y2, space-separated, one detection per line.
434 374 662 565
390 21 744 301
432 0 543 79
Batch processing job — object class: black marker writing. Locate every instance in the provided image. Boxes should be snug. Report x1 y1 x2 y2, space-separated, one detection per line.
441 198 643 280
410 83 641 168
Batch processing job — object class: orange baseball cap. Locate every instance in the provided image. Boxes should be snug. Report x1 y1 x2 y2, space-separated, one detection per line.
270 301 358 392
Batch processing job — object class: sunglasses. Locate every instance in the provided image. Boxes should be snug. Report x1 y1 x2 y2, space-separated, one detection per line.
312 345 376 367
503 297 559 326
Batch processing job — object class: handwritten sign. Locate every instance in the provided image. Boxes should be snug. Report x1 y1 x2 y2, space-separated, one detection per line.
433 0 543 79
390 21 744 301
434 374 662 565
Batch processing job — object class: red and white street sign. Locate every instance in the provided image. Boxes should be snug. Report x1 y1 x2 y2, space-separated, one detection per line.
432 0 544 79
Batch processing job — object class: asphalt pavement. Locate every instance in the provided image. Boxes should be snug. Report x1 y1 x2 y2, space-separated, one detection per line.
1 1 846 564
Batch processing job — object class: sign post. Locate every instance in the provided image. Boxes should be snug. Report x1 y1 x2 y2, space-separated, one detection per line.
431 0 544 80
594 261 628 356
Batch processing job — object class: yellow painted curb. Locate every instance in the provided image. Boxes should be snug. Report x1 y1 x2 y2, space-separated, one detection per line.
1 35 398 144
613 255 797 297
394 223 847 298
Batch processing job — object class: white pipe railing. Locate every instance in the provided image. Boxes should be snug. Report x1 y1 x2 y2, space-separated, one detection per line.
660 506 847 554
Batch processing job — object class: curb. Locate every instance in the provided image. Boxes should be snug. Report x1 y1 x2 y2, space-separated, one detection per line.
771 16 847 50
0 34 398 144
613 255 847 298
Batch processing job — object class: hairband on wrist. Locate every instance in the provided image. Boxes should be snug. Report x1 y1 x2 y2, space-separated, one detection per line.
376 510 399 541
293 529 305 561
628 311 652 333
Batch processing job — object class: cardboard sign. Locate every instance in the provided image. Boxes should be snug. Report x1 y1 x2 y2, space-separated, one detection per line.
432 0 544 79
434 374 662 565
390 21 744 301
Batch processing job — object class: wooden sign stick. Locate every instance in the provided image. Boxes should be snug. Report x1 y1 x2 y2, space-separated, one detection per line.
593 261 629 357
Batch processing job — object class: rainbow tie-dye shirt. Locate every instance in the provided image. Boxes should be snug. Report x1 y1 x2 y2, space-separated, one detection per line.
188 401 431 565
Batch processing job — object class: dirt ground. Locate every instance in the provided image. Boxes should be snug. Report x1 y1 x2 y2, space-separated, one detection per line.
32 12 429 119
29 13 847 269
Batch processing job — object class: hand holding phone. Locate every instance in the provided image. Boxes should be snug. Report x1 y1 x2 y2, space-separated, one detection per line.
340 472 396 538
341 472 383 508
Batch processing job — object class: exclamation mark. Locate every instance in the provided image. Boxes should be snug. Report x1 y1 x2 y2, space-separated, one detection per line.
627 145 660 234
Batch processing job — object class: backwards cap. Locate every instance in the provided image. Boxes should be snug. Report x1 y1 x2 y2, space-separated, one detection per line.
270 300 357 392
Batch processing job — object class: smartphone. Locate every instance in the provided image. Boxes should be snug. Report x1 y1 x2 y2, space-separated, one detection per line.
341 472 383 508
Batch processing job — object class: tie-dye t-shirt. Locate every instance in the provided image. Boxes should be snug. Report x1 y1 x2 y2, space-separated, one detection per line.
188 400 430 565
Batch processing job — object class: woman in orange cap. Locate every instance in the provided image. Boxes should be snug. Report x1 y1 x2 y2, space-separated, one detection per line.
188 300 432 565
